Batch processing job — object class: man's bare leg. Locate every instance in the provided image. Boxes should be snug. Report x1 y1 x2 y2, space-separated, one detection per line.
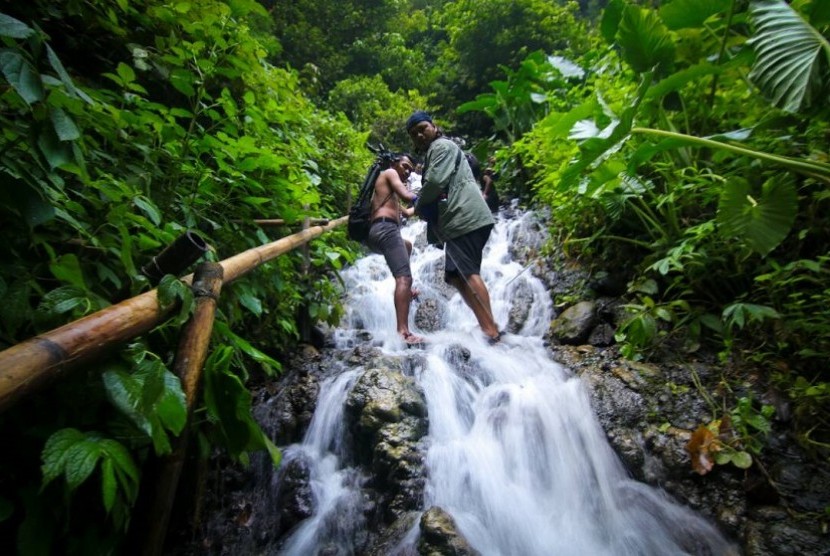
403 240 420 299
395 275 423 342
447 274 500 339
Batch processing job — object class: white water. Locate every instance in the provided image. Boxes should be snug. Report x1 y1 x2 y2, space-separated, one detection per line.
278 212 735 555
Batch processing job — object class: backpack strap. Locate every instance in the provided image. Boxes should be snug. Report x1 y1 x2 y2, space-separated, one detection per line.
422 147 463 195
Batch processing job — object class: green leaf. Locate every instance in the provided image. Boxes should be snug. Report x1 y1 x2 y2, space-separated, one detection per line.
616 6 677 74
809 0 830 26
260 434 282 467
646 63 722 101
238 290 263 317
659 0 731 30
101 458 117 512
103 369 152 436
730 450 753 469
155 370 187 436
214 321 281 374
717 176 798 255
714 450 732 465
64 441 101 491
99 439 139 486
49 253 86 290
170 68 196 96
748 0 830 112
157 274 188 310
601 0 626 43
41 428 85 486
134 195 162 225
561 75 651 191
116 62 136 84
50 108 80 141
38 127 73 169
0 48 44 104
204 347 253 454
46 44 93 104
0 13 35 38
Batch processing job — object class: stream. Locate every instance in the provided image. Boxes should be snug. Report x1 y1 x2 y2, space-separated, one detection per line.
267 212 736 555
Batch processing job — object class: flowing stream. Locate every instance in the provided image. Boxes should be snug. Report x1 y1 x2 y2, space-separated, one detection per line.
275 212 735 555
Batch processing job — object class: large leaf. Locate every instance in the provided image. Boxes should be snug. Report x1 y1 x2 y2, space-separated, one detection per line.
204 346 281 465
41 428 85 485
646 63 722 101
0 13 35 39
0 48 43 104
748 0 830 112
616 6 676 74
717 176 798 255
659 0 731 30
560 74 652 192
50 108 80 141
600 0 625 43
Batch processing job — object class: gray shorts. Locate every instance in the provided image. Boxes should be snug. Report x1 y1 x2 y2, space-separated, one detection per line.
366 220 411 278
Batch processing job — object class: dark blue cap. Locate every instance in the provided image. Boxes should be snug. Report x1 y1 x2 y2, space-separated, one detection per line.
406 110 433 131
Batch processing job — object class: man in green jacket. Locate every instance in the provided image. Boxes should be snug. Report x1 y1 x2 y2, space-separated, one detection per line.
407 111 502 344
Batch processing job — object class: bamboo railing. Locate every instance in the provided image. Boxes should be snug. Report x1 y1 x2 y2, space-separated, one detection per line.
139 262 224 556
0 215 347 413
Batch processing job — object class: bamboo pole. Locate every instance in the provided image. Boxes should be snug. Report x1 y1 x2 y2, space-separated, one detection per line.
231 218 331 226
0 215 347 413
138 263 223 556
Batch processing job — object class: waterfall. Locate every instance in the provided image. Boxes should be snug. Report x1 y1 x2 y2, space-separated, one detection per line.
275 212 735 555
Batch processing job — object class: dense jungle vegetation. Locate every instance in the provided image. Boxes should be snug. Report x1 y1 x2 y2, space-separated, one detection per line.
0 0 828 552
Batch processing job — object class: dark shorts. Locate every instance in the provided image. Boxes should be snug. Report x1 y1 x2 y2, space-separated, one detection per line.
444 224 493 281
366 220 411 278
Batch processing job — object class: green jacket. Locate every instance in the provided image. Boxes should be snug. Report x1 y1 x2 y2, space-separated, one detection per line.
415 137 495 241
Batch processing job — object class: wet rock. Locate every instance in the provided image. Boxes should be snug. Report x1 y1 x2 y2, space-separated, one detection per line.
418 506 480 556
745 511 829 556
366 511 421 555
414 297 448 333
550 301 597 344
274 454 314 537
345 363 429 523
588 322 616 346
253 368 320 445
507 278 534 333
578 364 646 428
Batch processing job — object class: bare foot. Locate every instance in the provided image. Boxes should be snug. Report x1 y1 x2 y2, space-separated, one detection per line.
411 287 420 300
401 331 426 345
486 330 505 345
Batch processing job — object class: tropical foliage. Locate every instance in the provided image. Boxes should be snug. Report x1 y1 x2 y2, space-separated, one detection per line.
0 0 366 551
486 0 830 461
1 0 829 551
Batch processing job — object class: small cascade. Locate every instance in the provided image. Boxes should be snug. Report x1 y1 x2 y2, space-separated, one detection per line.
267 212 736 555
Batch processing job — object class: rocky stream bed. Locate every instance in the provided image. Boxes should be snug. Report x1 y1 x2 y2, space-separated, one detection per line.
169 211 829 555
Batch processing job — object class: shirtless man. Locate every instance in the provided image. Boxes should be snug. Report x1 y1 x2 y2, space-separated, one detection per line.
365 153 424 345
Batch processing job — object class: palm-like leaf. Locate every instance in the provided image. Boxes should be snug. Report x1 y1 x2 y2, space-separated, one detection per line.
717 175 798 256
748 0 830 112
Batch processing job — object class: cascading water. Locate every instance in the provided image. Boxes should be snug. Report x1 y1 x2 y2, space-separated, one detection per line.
274 211 736 555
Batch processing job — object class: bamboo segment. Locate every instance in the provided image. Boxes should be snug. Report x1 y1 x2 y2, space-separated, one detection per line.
219 216 346 283
0 215 348 413
176 262 224 412
139 263 223 556
232 218 332 226
0 290 173 411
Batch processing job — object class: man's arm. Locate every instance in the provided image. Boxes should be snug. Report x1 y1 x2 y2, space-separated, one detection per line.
482 172 494 198
387 168 417 203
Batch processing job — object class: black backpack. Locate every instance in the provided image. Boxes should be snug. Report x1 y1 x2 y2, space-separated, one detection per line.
347 147 394 242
